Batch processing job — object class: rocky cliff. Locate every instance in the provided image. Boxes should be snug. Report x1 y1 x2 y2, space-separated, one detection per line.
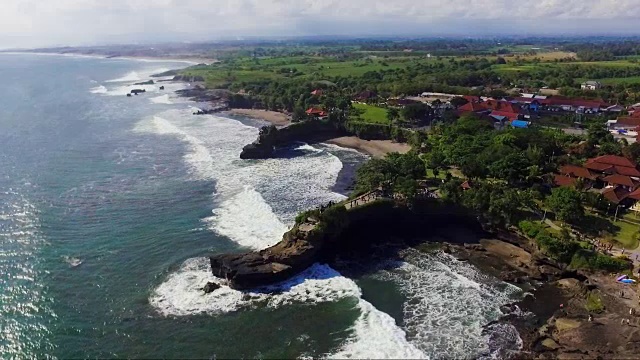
240 121 345 159
210 200 483 289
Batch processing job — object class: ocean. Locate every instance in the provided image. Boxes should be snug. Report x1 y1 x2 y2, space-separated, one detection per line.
0 53 522 359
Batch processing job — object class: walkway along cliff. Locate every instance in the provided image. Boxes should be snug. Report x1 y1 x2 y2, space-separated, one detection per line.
210 190 483 290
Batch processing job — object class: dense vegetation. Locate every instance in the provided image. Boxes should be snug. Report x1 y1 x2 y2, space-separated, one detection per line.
182 37 640 109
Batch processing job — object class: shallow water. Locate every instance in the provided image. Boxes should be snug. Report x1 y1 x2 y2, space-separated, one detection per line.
0 53 521 359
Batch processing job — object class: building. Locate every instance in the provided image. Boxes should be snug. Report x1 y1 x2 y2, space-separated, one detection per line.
609 111 640 130
310 89 324 96
581 81 602 91
305 107 327 118
510 120 530 128
554 156 640 206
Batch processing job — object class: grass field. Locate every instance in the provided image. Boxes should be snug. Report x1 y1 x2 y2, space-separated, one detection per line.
579 76 640 85
351 103 390 124
613 220 640 250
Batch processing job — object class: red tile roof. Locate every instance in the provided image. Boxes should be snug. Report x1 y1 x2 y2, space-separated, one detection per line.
588 155 637 168
458 101 488 113
461 181 472 190
311 89 324 96
603 174 638 188
602 187 631 204
483 100 521 113
627 188 640 201
553 175 577 187
539 97 609 108
306 107 327 116
614 165 640 177
489 110 521 121
559 165 597 180
616 117 640 127
584 162 614 172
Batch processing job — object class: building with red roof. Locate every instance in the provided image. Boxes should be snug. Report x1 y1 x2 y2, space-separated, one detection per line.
310 89 324 96
602 187 631 205
553 174 578 188
305 107 327 117
559 165 597 180
458 101 489 113
489 110 521 122
603 174 639 190
483 100 522 113
612 116 640 130
587 155 637 169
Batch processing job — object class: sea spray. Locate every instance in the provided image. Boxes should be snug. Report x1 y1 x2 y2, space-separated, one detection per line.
149 258 427 359
372 249 523 359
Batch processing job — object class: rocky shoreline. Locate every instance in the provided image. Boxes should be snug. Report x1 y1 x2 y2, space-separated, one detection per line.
209 197 640 358
169 73 640 359
449 231 640 359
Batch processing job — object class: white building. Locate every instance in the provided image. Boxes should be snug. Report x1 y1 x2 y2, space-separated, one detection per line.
581 81 602 91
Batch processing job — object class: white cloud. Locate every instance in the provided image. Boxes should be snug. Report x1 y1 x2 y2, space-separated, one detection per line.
1 0 639 48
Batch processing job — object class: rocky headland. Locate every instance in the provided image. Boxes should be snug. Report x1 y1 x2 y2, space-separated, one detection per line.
209 196 640 358
210 198 483 289
239 121 345 159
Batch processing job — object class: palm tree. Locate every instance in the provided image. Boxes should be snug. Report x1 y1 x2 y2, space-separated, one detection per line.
387 108 399 126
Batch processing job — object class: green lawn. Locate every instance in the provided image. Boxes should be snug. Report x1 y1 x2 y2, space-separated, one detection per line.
351 103 390 124
582 76 640 85
613 220 640 250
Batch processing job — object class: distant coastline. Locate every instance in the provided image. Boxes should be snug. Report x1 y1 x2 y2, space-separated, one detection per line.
0 51 216 65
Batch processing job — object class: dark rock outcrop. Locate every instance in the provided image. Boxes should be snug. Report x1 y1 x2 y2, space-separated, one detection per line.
240 142 276 160
126 93 132 97
202 282 221 294
173 75 205 82
130 89 146 95
239 121 344 160
159 86 165 90
210 200 482 289
133 80 154 85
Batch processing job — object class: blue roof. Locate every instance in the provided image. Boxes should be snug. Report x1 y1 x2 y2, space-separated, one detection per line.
511 120 530 128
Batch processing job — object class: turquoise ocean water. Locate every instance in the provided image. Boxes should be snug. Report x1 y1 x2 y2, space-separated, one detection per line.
0 54 521 359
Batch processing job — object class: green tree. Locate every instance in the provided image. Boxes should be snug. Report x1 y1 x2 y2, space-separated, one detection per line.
547 187 584 223
450 97 468 108
622 142 640 163
387 107 400 125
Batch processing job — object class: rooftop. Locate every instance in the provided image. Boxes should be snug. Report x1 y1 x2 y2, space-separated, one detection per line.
603 174 637 188
559 164 597 180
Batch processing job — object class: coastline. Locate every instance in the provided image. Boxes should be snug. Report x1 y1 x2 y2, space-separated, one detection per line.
227 109 292 127
0 51 214 65
326 136 411 158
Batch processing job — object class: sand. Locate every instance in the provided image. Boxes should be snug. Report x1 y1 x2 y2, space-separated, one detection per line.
228 109 292 127
326 136 411 158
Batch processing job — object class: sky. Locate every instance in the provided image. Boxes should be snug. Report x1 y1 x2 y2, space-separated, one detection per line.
2 0 640 49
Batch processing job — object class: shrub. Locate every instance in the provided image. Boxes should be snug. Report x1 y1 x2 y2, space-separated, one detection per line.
570 249 632 272
586 292 605 313
518 220 545 238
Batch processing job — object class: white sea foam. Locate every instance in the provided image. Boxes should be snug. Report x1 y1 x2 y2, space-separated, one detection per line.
138 109 429 358
373 250 522 359
62 256 83 267
329 299 427 359
89 85 108 94
149 94 173 104
206 186 287 250
150 258 426 359
106 71 142 83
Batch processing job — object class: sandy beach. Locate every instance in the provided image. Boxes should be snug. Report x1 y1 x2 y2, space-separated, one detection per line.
326 136 411 158
228 109 292 127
